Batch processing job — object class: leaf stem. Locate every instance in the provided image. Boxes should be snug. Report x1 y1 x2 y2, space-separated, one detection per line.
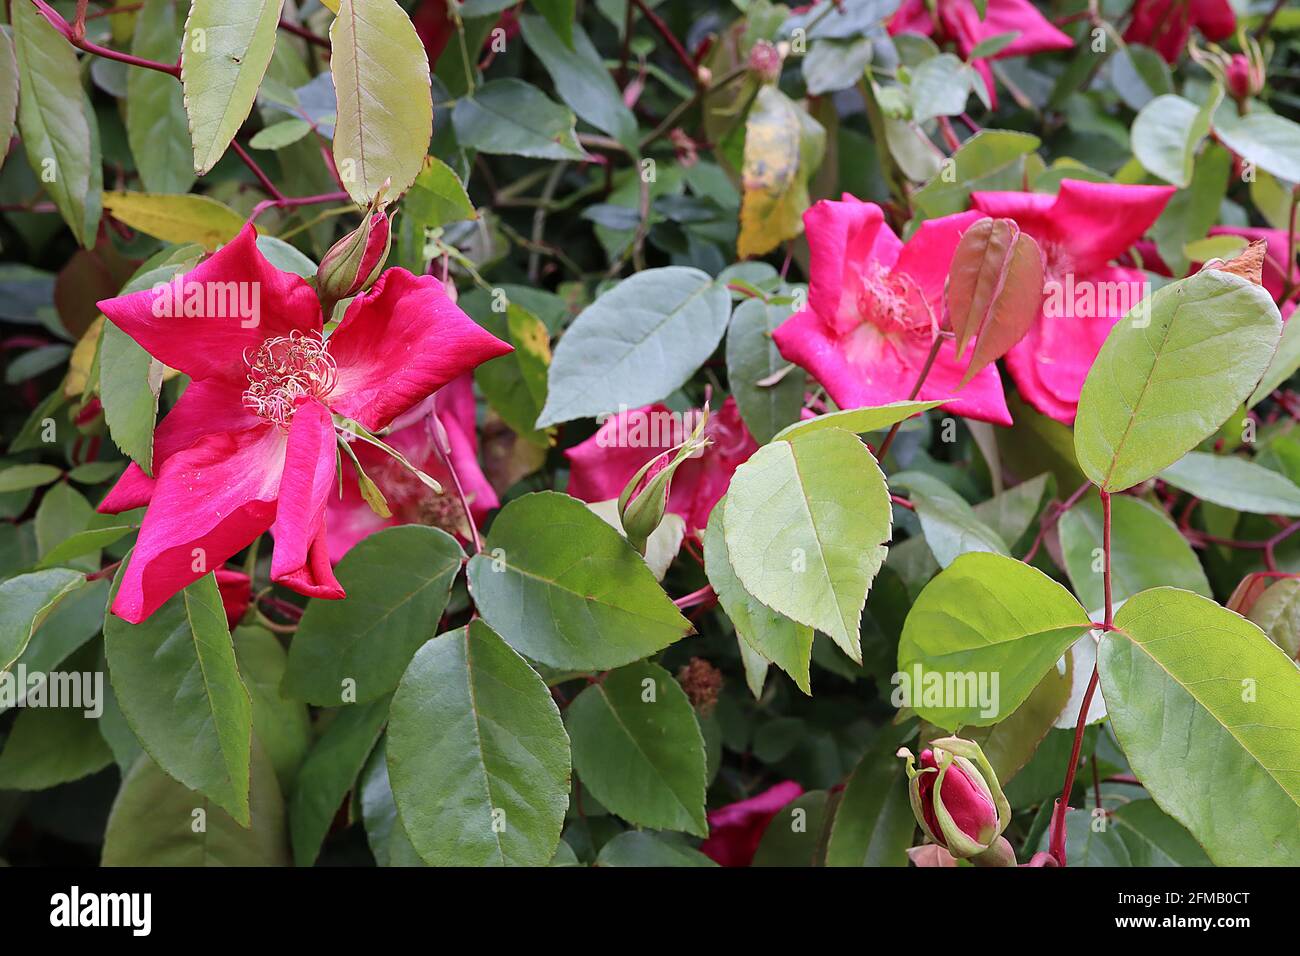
630 0 702 91
32 0 180 77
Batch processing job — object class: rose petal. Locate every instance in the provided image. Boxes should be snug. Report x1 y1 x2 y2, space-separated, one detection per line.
271 398 344 599
97 224 322 387
326 269 513 432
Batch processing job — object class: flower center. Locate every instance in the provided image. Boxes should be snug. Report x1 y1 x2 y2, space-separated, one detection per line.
242 331 337 427
853 264 935 344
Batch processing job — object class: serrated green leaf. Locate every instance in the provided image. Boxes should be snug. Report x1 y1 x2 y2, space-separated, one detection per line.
723 428 892 662
1100 588 1300 866
566 661 707 836
452 79 586 161
0 567 85 672
726 298 805 444
1074 270 1282 492
127 0 194 193
388 621 570 865
466 492 691 669
282 525 464 706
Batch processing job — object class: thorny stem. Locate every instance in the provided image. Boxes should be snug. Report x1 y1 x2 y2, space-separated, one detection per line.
1049 487 1111 866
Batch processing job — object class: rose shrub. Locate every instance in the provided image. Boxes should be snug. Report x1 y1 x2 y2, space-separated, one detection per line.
0 0 1298 870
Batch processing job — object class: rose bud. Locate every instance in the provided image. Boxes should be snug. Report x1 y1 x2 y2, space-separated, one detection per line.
618 407 711 554
1225 52 1264 102
316 205 391 311
898 736 1011 862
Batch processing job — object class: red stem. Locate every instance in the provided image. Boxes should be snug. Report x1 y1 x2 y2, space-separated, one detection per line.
279 17 330 50
32 0 180 77
630 0 702 89
1049 487 1110 866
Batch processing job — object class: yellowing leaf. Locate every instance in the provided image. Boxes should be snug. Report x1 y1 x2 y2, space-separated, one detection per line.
738 86 825 259
331 0 433 204
103 192 246 251
64 315 105 400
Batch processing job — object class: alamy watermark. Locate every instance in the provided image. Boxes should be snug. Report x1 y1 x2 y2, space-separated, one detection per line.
0 667 102 718
891 664 1000 720
151 276 261 329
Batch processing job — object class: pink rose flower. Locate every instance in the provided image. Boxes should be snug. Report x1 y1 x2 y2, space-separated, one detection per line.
326 374 498 559
771 196 1012 426
699 781 804 867
1124 0 1235 63
889 0 1074 107
970 179 1175 423
95 224 511 622
565 396 758 538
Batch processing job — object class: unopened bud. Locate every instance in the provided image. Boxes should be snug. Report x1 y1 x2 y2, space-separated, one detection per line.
747 40 783 85
317 206 391 308
899 736 1010 860
1225 52 1265 102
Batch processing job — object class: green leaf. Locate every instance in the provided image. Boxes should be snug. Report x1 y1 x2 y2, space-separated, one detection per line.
824 724 916 866
452 79 586 161
11 0 102 246
288 696 389 866
358 738 426 867
34 481 97 572
233 625 309 794
726 298 805 444
566 661 707 836
520 15 638 152
594 831 718 866
0 579 107 716
103 748 289 865
102 192 244 252
474 302 552 446
1074 269 1282 493
1213 110 1300 183
908 53 973 124
99 321 165 474
1112 799 1212 867
773 400 942 441
0 653 112 790
738 85 826 258
1109 42 1171 111
282 526 464 706
1160 451 1300 517
330 0 432 204
0 568 85 672
897 552 1090 729
0 462 61 493
912 130 1039 219
35 526 133 571
466 492 691 669
723 428 892 663
0 26 17 176
388 621 570 866
892 470 1009 569
181 0 284 175
248 117 312 150
530 0 576 47
964 663 1073 784
803 37 874 96
1246 578 1300 659
402 155 477 233
1151 142 1231 277
703 503 813 695
1037 806 1133 866
752 790 830 866
1251 313 1300 408
537 266 730 427
127 0 194 193
1130 90 1218 187
1099 588 1300 866
104 571 253 826
1059 493 1210 615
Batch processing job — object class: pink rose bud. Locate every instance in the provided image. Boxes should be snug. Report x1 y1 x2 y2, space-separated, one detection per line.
899 737 1009 860
747 40 784 84
316 208 391 307
1225 53 1264 101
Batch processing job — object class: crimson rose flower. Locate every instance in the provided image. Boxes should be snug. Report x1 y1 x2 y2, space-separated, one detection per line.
96 224 511 623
